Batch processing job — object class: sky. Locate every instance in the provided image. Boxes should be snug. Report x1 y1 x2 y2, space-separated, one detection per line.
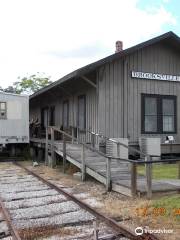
0 0 179 88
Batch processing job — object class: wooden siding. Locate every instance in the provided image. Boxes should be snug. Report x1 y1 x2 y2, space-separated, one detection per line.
98 42 180 144
30 41 180 148
30 80 98 142
98 60 124 138
127 43 180 144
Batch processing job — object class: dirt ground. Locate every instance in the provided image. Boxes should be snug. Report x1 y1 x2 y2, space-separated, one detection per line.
19 160 180 240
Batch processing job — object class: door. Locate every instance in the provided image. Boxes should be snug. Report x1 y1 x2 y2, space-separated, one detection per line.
41 107 49 129
63 100 69 129
49 106 55 126
77 95 86 130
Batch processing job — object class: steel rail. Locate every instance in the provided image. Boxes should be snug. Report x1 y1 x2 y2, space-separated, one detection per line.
14 162 160 240
0 196 21 240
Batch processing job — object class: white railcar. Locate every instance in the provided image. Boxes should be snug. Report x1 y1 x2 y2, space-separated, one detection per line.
0 91 29 146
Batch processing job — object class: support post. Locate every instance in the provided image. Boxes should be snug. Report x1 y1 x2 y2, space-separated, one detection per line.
45 127 48 166
92 134 95 148
145 155 152 199
131 162 137 198
77 127 79 144
71 127 74 144
81 144 86 181
38 148 43 162
106 157 111 191
10 145 16 157
63 134 66 173
30 146 35 160
51 127 55 168
93 219 99 240
117 142 120 157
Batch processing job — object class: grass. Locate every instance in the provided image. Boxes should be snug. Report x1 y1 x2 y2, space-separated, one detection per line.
137 163 180 224
151 195 180 221
138 163 178 179
152 195 180 209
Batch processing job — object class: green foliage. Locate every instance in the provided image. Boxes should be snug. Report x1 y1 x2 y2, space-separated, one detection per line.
14 73 52 94
138 163 178 179
1 73 52 95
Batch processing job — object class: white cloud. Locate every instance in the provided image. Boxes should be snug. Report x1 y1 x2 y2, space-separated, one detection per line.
0 0 177 88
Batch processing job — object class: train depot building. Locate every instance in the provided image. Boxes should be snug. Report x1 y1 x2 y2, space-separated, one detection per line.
30 31 180 156
29 31 180 197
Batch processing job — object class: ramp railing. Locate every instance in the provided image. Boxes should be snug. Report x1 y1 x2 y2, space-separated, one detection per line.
46 126 180 199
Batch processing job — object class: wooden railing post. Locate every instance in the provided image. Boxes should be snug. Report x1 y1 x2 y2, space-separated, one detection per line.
63 134 66 173
93 219 99 240
145 155 152 199
77 127 79 143
117 142 120 157
50 127 55 168
45 127 48 166
81 144 86 181
178 160 180 179
106 157 111 191
131 162 137 198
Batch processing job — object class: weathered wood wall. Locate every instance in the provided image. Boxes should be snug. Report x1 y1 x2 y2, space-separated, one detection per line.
30 41 180 150
29 78 98 142
98 42 180 145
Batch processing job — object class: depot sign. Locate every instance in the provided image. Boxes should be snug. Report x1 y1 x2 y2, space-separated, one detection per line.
131 71 180 82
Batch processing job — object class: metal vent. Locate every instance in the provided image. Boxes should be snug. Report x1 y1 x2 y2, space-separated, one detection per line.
106 138 128 159
139 137 161 158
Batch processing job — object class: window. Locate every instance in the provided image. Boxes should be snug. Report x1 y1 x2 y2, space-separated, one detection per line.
78 95 86 130
142 94 176 134
63 101 69 128
144 97 157 132
0 102 7 119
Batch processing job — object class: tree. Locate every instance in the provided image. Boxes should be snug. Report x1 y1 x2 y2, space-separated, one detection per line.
13 73 52 94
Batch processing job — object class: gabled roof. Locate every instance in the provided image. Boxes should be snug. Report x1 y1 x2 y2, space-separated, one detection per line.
30 31 180 99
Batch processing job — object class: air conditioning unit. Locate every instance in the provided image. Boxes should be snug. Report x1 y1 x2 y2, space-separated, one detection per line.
106 138 128 159
139 137 161 158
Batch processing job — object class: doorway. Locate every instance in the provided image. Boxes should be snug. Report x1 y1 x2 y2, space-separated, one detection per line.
77 95 86 130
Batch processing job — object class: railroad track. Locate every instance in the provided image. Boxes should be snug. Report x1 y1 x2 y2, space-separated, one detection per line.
0 162 159 240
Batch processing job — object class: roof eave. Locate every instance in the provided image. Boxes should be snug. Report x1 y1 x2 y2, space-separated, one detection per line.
30 31 180 100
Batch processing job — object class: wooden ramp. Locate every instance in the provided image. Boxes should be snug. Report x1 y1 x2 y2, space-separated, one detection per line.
54 142 180 197
30 137 180 197
55 142 135 196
